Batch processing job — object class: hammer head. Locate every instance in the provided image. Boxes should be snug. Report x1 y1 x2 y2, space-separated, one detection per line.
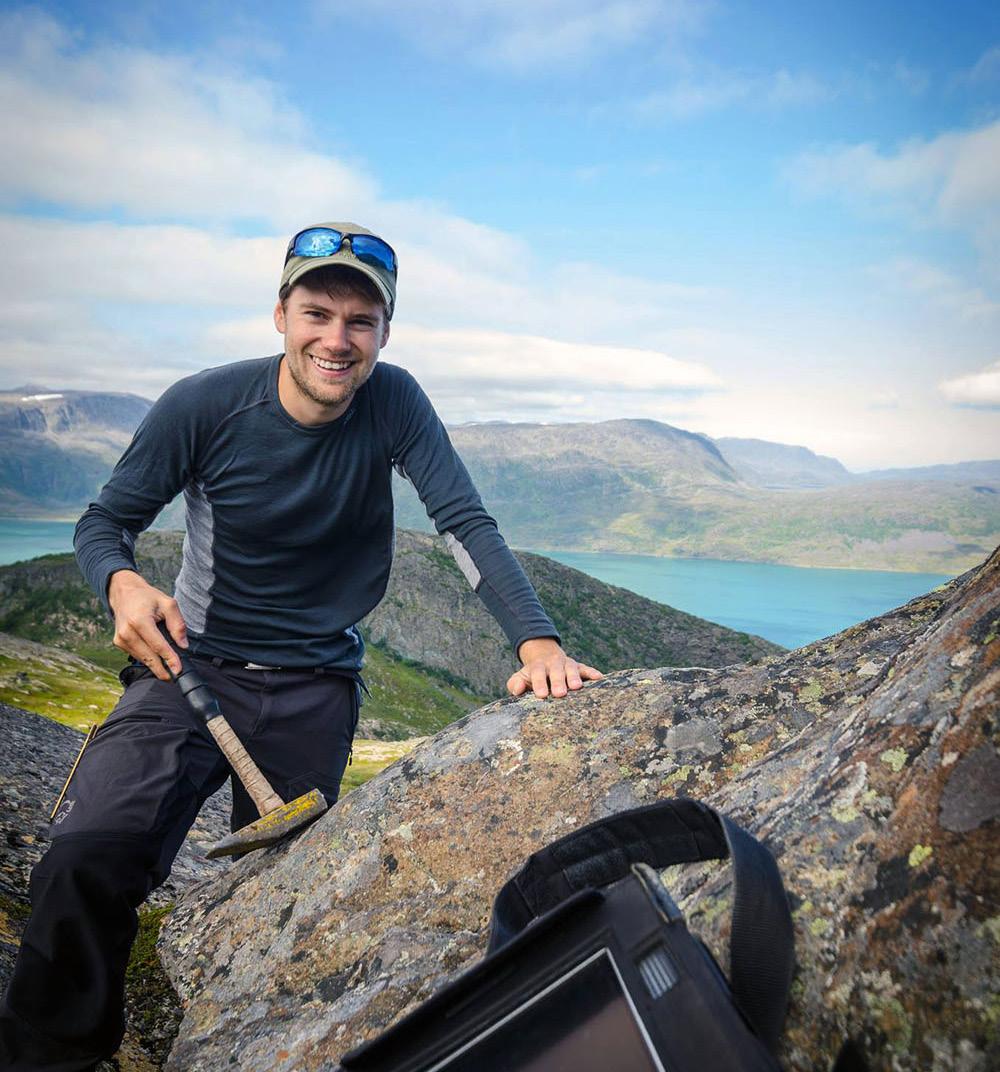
206 788 328 859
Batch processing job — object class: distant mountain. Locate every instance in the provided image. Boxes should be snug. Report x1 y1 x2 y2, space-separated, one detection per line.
395 420 999 573
0 386 151 515
859 460 1000 484
714 437 855 489
2 386 997 573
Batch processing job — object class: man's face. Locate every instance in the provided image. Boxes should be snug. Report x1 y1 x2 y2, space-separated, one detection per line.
274 282 390 425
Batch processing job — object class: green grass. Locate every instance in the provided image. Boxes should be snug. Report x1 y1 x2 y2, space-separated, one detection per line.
0 626 483 742
360 643 486 738
0 649 121 731
124 906 183 1065
341 737 425 793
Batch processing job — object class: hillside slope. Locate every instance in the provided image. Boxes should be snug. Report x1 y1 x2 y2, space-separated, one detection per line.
0 530 776 733
0 387 151 515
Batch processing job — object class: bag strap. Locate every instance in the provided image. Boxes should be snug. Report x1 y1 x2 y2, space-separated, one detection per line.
487 798 793 1054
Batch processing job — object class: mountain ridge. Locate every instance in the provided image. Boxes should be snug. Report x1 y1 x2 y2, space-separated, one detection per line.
3 385 997 572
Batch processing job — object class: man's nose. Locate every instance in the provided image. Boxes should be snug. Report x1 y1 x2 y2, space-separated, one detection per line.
320 319 350 352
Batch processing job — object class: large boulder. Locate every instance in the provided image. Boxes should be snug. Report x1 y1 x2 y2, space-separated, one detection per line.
159 549 999 1071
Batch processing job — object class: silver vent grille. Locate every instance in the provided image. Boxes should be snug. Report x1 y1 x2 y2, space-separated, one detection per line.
637 945 679 1000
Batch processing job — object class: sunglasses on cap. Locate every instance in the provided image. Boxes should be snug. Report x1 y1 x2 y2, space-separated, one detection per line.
285 227 397 276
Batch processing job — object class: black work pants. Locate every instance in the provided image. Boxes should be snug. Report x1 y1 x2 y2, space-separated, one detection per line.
0 660 358 1071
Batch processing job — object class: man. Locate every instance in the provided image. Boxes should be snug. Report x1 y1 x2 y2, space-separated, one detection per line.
0 222 601 1070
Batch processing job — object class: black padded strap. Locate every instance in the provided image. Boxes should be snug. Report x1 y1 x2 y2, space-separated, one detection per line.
487 799 793 1054
718 813 794 1052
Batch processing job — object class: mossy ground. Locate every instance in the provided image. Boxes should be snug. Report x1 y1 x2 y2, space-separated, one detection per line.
341 736 425 793
0 649 121 732
122 906 183 1066
361 643 485 738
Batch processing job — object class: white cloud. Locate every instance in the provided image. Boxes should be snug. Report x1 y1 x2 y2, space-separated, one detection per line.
939 361 1000 407
321 0 706 73
390 323 722 390
965 44 1000 84
867 390 901 410
628 67 831 120
869 258 1000 322
0 9 375 227
786 120 1000 256
0 215 280 308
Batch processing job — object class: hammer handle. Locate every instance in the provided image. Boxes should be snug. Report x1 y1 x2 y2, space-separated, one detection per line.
164 644 285 817
205 715 285 816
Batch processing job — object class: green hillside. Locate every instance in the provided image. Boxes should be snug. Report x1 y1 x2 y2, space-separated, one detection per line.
0 530 779 731
0 544 486 740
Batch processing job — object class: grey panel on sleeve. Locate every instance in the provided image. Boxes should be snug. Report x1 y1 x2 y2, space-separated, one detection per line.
445 532 482 589
174 481 215 634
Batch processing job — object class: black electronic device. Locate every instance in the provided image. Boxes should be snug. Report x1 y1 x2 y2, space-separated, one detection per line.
339 799 794 1072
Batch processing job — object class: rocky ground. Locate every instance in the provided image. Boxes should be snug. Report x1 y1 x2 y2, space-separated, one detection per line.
0 701 231 1068
159 550 998 1071
0 698 424 1069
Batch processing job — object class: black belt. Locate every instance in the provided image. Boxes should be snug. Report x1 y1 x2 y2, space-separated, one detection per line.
192 654 341 675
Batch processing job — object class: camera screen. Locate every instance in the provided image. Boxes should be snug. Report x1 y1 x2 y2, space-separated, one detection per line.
424 948 664 1072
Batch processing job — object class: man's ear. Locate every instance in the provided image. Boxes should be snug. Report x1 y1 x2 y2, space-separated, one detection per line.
273 299 286 334
380 319 391 349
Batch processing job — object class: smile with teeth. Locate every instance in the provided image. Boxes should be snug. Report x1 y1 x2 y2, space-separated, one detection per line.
311 356 354 372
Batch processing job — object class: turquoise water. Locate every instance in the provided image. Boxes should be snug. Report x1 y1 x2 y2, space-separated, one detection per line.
0 518 79 565
539 550 953 650
0 519 954 650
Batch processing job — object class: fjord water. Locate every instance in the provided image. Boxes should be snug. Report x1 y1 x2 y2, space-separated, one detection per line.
0 519 953 651
0 518 79 565
541 550 953 650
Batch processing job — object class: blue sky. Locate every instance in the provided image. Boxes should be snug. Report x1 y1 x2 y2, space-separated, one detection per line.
0 0 997 468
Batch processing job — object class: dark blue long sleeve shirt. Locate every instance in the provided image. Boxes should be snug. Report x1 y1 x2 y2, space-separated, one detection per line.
74 356 557 671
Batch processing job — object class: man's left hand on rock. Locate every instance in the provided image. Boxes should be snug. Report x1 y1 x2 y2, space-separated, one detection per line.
507 637 603 699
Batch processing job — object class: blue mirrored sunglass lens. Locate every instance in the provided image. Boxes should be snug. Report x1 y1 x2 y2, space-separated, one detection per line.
292 228 344 258
349 235 396 273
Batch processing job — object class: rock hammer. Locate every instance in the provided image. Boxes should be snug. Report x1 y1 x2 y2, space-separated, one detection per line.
163 648 327 859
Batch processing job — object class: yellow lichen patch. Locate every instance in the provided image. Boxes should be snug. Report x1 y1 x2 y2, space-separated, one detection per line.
908 844 933 868
798 682 824 703
981 917 1000 944
529 741 576 767
879 748 908 772
663 764 694 785
832 804 861 823
809 916 832 938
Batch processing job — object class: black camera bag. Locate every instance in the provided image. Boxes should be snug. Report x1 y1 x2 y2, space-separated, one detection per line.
339 798 794 1072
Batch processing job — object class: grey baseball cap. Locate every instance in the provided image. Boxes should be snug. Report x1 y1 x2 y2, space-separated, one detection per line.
280 222 397 319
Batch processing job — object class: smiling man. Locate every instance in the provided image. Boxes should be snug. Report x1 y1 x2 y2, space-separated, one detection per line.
0 222 601 1071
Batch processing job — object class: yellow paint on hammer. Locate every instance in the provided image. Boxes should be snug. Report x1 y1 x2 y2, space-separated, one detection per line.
256 792 325 830
205 788 328 859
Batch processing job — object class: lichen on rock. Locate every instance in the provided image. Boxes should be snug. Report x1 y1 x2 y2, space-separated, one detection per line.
159 549 1000 1072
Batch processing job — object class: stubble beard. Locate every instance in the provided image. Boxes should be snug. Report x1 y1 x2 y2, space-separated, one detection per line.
288 352 357 412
